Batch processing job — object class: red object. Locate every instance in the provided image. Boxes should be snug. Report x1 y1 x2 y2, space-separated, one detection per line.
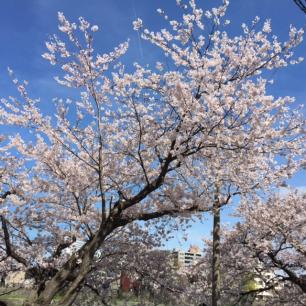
120 272 134 292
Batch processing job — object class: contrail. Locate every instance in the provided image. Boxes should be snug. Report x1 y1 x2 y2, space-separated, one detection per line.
132 0 144 61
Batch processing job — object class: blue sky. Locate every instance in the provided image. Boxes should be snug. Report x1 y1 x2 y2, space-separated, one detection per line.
0 0 305 250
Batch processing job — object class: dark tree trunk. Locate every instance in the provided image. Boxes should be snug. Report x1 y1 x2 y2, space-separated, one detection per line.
212 200 221 306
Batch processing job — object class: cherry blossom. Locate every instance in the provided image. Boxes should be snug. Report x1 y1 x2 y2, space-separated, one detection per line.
0 1 304 305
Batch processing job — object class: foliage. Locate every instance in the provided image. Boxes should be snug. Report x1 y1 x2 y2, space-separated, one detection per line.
0 0 304 305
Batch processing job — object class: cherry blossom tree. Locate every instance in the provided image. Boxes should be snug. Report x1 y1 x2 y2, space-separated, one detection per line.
181 191 306 305
0 0 305 305
69 223 169 306
219 191 306 305
80 248 183 306
133 1 305 305
0 143 36 278
236 191 306 294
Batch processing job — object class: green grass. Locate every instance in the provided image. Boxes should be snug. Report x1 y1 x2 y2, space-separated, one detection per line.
0 296 24 306
0 288 31 306
0 288 167 306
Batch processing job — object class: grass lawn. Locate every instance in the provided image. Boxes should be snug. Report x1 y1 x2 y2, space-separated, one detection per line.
0 288 166 306
0 288 23 305
0 295 24 306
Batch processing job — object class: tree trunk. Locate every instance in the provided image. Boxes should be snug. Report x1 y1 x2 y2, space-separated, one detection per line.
24 220 120 306
212 200 221 306
56 289 80 306
55 254 92 306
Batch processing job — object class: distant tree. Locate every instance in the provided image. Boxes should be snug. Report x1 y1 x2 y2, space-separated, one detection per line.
184 191 306 305
221 191 306 305
235 192 306 294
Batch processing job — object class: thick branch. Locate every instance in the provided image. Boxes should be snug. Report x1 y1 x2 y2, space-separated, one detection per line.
294 0 306 13
0 191 28 266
